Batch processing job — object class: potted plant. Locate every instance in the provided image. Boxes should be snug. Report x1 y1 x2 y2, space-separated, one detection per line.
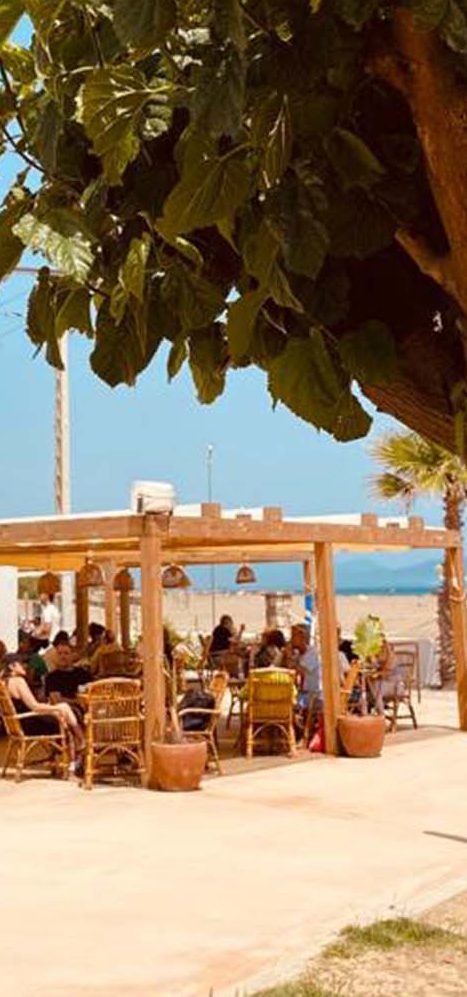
337 615 386 758
148 663 207 791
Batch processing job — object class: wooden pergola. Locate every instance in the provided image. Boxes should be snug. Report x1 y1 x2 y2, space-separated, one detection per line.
1 503 466 763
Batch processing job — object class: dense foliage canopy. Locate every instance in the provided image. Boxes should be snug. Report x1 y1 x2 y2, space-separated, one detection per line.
1 1 467 449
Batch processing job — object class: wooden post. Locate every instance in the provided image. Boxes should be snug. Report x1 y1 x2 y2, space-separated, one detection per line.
103 561 117 635
120 590 131 651
447 546 467 731
75 572 88 651
314 542 341 755
140 515 165 767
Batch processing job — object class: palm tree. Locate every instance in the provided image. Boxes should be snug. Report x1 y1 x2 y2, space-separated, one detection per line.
370 432 467 685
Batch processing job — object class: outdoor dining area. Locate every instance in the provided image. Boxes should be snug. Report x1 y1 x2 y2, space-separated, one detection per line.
0 499 465 789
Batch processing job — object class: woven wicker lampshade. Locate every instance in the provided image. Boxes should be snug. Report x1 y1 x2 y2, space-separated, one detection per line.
113 568 134 592
235 563 257 585
37 571 61 596
162 564 191 589
77 559 104 589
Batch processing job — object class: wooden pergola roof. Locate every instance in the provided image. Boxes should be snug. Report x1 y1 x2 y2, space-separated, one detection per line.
2 502 465 768
0 504 460 572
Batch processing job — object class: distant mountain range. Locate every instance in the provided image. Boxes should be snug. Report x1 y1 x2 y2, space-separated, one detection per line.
188 552 449 594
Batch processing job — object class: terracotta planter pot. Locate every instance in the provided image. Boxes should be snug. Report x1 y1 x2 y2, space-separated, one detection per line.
149 740 207 791
337 714 385 758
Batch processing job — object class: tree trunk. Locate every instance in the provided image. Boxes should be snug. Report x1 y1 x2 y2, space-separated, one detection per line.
439 490 464 686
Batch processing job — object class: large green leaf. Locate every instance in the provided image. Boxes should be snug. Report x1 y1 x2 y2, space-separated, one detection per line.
0 42 35 82
0 0 24 44
226 287 265 360
264 96 293 188
160 151 251 236
113 0 176 49
441 0 467 53
167 338 187 380
334 0 380 28
189 324 227 403
55 288 93 338
243 219 279 284
13 212 93 281
90 300 162 387
333 390 373 441
0 195 29 280
120 233 151 302
191 47 245 138
325 128 385 191
268 330 342 430
161 263 224 332
26 270 64 370
76 67 169 185
405 0 448 27
24 0 66 43
266 183 329 279
339 320 397 385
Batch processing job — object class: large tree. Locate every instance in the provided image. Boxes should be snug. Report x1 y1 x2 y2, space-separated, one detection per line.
1 1 467 450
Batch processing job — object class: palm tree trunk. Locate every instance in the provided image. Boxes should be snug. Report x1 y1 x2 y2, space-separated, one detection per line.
438 489 464 686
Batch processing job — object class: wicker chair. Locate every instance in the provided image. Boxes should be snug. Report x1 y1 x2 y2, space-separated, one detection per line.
0 680 69 783
244 668 296 759
383 657 418 732
81 678 145 789
178 671 228 775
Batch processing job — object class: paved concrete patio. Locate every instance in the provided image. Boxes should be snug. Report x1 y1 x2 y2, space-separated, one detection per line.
1 692 467 997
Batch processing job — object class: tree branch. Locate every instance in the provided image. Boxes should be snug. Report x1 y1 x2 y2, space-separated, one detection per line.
0 123 44 174
395 229 457 298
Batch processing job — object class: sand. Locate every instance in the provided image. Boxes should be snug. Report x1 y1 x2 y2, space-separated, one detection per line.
162 590 439 641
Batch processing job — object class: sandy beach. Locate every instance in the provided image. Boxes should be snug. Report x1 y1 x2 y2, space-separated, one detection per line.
162 590 439 642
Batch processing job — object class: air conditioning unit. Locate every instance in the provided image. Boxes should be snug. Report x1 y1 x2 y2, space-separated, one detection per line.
130 481 176 515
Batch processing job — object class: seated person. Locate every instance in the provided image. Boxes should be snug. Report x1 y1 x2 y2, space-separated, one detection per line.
89 629 125 678
210 614 236 654
45 643 92 701
42 630 71 672
254 629 287 669
337 624 354 664
85 621 106 659
287 623 322 711
2 659 83 765
369 639 403 714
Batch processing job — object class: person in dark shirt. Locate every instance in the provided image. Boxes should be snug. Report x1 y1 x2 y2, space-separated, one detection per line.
45 643 91 701
210 615 235 654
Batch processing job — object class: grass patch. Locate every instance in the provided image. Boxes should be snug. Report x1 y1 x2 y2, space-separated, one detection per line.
323 917 466 960
254 983 341 997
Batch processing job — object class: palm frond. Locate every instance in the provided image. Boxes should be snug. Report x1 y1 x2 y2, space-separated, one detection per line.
369 431 467 500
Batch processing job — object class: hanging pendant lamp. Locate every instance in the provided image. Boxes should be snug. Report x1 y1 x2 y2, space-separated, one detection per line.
77 559 104 589
235 563 257 585
162 564 191 589
38 571 61 596
113 568 134 592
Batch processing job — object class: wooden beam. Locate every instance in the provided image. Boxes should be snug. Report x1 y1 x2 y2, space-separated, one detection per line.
314 542 341 756
102 561 117 634
447 546 467 731
140 515 165 769
0 514 144 546
75 573 88 650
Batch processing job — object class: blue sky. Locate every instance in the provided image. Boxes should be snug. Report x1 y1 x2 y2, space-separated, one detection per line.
0 268 440 524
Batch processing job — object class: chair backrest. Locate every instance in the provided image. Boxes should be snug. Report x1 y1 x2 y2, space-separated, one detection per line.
340 659 360 713
94 649 131 679
247 669 295 723
207 670 229 706
210 650 242 678
85 678 142 744
388 644 418 691
0 680 25 738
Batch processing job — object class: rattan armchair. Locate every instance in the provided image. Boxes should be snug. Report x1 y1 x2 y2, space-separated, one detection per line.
81 678 145 789
244 668 296 758
178 671 228 775
0 680 69 783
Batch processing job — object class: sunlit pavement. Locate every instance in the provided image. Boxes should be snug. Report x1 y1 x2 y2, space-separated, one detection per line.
1 690 467 997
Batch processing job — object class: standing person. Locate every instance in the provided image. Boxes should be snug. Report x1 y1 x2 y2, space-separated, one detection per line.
39 593 61 644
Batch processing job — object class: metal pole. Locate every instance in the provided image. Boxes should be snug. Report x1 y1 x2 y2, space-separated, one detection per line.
55 333 74 631
207 445 216 629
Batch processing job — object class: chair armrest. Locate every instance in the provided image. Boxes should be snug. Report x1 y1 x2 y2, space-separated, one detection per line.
14 709 66 730
178 708 220 718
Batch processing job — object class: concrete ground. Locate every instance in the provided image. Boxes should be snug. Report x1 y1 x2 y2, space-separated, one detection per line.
1 691 467 997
